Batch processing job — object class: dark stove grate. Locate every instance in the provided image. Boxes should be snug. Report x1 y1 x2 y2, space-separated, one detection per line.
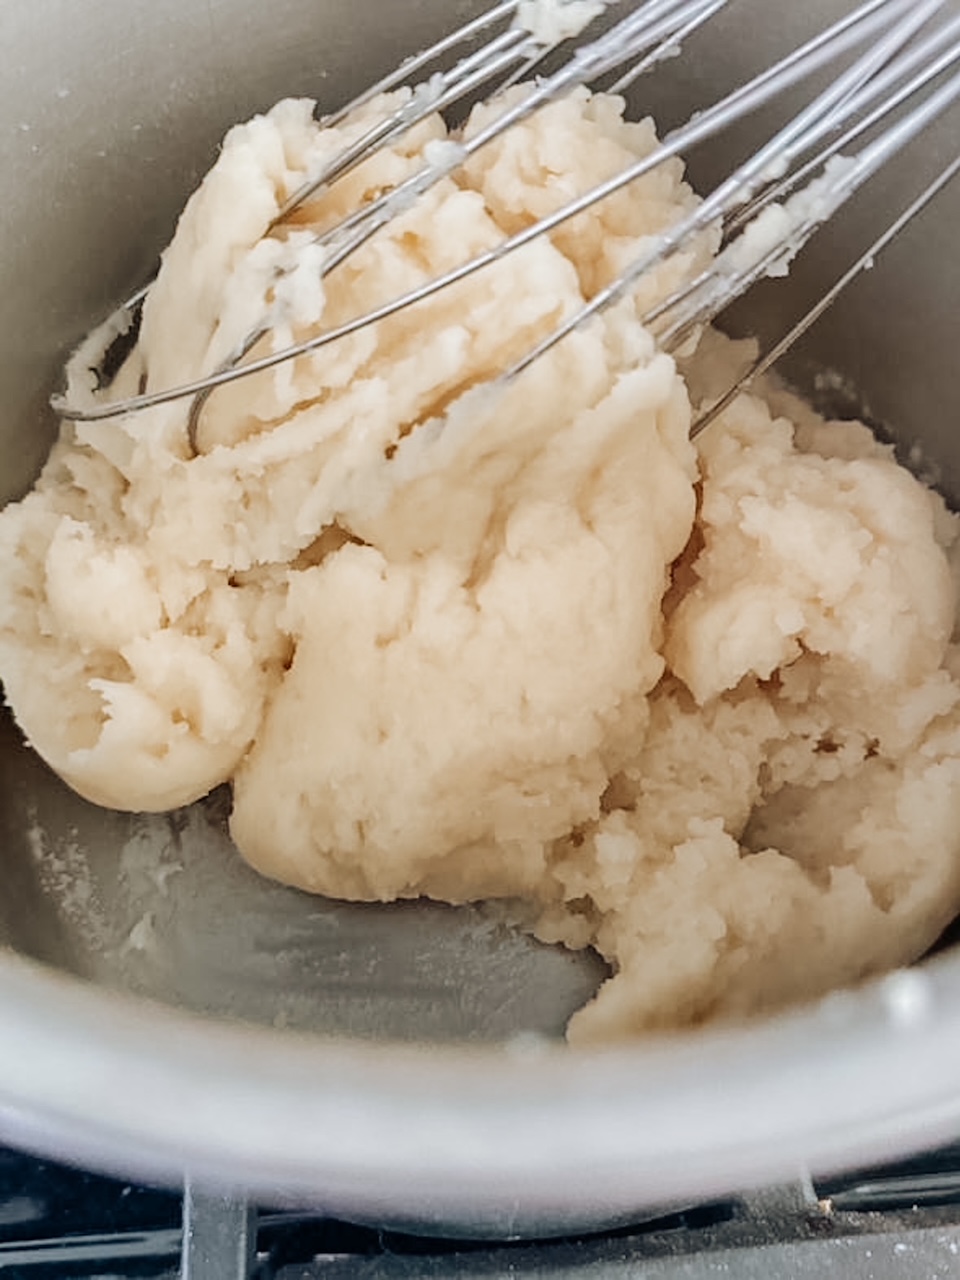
2 1143 960 1278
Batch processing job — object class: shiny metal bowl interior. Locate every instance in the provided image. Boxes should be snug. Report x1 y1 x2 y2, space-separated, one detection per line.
2 0 960 1239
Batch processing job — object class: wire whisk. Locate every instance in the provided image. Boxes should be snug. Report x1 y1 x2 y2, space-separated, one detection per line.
53 0 960 451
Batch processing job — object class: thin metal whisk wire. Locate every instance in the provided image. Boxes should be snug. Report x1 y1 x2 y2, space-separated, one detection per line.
639 7 960 350
690 150 960 438
54 0 727 429
320 0 523 130
315 0 727 267
660 64 960 354
720 6 960 242
51 0 960 453
504 0 956 372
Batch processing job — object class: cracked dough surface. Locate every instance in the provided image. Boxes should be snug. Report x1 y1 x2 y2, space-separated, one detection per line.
2 88 960 1040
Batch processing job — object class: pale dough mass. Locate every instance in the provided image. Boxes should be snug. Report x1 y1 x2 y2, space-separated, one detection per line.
2 87 960 1040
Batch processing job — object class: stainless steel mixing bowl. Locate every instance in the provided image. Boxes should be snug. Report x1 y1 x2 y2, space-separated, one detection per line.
1 0 960 1239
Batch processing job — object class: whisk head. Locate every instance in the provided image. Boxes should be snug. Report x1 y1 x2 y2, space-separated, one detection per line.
53 0 960 449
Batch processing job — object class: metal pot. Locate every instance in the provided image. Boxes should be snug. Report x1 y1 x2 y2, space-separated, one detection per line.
1 0 959 1240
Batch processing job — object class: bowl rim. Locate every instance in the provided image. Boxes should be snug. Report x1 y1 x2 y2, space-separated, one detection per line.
0 946 958 1231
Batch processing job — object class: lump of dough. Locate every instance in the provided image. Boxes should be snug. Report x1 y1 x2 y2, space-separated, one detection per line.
231 346 697 898
2 79 960 1043
0 87 707 817
535 384 960 1041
